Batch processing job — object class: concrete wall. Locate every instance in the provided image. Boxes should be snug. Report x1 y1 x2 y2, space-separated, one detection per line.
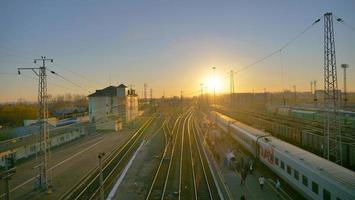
89 95 139 124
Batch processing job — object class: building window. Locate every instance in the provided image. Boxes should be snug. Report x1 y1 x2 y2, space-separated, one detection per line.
281 161 285 170
287 165 292 175
302 175 308 187
275 157 279 165
323 189 331 200
294 169 299 180
312 181 319 194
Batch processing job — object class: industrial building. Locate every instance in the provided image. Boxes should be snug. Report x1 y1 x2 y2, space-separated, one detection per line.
88 84 140 131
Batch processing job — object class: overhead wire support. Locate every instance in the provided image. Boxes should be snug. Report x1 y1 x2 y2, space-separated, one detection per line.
17 56 53 192
323 12 342 165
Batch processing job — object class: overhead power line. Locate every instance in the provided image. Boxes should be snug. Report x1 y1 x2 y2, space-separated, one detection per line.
236 17 321 73
334 15 355 32
52 63 105 88
48 69 92 94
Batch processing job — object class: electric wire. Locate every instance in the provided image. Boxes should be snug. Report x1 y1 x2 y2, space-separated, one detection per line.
334 15 355 32
48 69 92 94
235 17 321 73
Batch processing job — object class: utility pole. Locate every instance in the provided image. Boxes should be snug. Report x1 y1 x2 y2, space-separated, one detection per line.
341 64 349 106
212 66 216 105
98 152 105 200
293 85 297 104
18 56 53 192
144 83 147 104
1 168 16 200
323 12 342 164
314 80 318 106
230 70 235 107
311 81 313 94
264 88 267 105
200 83 204 105
150 88 153 104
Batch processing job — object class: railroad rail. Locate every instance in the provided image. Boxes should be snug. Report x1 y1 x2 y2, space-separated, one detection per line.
61 116 155 200
190 114 221 200
145 112 184 199
146 109 223 200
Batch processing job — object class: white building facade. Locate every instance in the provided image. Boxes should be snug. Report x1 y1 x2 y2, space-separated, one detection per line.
88 84 140 126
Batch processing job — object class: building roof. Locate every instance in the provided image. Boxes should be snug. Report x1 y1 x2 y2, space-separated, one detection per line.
88 86 118 97
118 84 127 88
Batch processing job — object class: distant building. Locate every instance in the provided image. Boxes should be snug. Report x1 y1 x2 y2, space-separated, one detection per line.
88 84 140 130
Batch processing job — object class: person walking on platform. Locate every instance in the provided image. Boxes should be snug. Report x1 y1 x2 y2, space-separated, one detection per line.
240 170 247 185
259 176 265 190
249 160 253 174
276 179 281 193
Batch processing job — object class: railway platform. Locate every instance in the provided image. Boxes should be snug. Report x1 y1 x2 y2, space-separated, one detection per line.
201 122 300 200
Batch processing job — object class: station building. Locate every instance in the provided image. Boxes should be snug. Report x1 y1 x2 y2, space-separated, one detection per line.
88 84 140 131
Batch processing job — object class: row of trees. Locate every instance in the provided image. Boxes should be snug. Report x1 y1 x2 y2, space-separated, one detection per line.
0 103 37 128
0 94 88 128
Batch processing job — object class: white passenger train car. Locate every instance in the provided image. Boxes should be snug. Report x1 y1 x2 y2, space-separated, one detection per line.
211 111 355 200
0 126 85 168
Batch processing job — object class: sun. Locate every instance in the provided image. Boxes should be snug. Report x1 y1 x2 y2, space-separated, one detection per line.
205 76 223 93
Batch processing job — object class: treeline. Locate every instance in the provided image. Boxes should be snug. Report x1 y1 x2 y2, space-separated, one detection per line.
0 93 88 128
0 103 37 128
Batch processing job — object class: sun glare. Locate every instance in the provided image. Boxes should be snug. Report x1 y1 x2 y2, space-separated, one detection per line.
205 76 223 93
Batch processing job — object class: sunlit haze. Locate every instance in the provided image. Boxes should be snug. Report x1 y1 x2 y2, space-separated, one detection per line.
0 1 355 102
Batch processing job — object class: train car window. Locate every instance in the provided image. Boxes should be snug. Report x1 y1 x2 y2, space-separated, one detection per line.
294 169 299 180
281 161 285 170
287 165 292 175
323 189 331 200
275 157 279 165
312 181 319 194
302 175 308 187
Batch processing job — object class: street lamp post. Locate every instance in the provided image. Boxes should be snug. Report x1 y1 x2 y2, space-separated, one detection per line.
98 152 105 200
212 66 216 105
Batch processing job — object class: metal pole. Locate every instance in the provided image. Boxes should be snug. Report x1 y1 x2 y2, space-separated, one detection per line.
1 168 15 200
212 66 216 105
323 12 341 164
341 64 349 106
18 56 53 191
98 152 105 200
5 177 10 200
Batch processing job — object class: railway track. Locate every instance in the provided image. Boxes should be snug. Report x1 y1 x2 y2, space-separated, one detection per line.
146 109 223 200
190 114 221 200
61 116 155 200
145 112 185 200
179 111 196 199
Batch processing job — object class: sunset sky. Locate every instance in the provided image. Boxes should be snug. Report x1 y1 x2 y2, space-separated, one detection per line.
0 0 354 102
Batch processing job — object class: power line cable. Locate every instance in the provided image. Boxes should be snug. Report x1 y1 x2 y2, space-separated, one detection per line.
334 15 355 32
235 17 321 73
48 69 92 93
52 63 106 88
